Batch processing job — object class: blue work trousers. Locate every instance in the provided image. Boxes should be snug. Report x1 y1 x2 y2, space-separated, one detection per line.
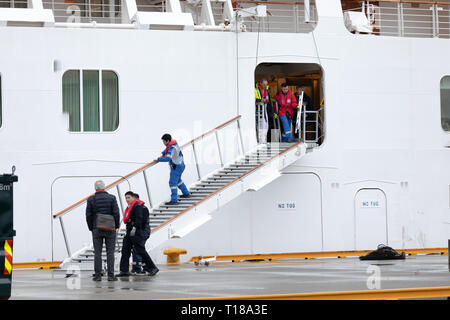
280 115 293 142
169 163 190 202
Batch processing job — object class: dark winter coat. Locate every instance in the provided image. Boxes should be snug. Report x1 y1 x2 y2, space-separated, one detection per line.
86 191 121 231
125 202 150 238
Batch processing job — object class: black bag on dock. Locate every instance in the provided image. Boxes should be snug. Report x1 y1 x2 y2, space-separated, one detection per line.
359 244 406 260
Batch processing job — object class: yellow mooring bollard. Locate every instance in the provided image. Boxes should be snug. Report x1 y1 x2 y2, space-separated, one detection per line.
163 248 187 265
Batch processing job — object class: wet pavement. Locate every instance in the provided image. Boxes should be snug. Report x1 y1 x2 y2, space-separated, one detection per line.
10 255 450 300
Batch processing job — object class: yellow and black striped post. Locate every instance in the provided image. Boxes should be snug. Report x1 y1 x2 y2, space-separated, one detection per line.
0 171 18 300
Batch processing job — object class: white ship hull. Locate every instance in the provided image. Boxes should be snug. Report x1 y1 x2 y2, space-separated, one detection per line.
0 0 449 264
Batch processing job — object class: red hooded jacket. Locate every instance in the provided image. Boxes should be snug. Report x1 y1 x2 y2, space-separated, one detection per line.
274 90 297 118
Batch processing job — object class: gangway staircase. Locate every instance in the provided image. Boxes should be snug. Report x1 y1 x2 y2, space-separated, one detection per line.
54 116 308 271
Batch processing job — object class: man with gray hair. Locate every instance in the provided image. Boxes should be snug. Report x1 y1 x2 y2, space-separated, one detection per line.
86 180 120 281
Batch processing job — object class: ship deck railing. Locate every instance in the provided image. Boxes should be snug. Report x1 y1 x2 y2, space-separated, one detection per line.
343 0 450 39
1 0 319 32
3 0 450 39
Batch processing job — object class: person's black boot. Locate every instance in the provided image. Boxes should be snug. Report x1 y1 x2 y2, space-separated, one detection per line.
108 275 118 281
146 267 159 276
93 274 102 281
116 272 131 277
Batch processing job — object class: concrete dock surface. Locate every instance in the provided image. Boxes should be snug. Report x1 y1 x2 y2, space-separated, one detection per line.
9 254 450 300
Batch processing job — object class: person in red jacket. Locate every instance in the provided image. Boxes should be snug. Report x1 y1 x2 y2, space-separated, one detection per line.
274 83 297 142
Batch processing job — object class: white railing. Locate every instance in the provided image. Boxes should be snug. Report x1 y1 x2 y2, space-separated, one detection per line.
233 0 317 33
265 101 323 144
137 0 165 13
42 0 123 23
37 0 317 31
301 107 322 143
0 0 28 8
344 0 450 39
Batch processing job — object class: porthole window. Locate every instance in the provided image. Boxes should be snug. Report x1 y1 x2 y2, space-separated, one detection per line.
62 70 119 132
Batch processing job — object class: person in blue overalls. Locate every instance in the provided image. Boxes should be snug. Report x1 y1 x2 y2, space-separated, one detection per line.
156 134 191 205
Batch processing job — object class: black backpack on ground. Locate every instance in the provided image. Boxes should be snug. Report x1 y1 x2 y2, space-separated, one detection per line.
359 244 406 260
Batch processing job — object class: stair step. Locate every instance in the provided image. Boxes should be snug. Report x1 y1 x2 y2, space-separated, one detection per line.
203 180 233 185
177 199 204 203
206 175 237 179
234 162 263 166
266 142 294 146
198 179 228 183
72 257 96 262
158 203 191 208
196 182 227 187
151 210 179 215
211 174 241 179
211 172 242 176
207 176 237 180
152 210 183 215
214 170 244 174
190 186 221 190
150 220 172 224
244 155 273 159
181 192 209 196
152 215 173 220
230 162 259 166
253 148 284 151
84 250 121 255
251 150 283 154
153 208 184 213
261 148 289 152
220 169 248 173
222 166 249 170
176 200 201 205
229 165 257 170
187 192 213 197
189 189 220 194
235 158 263 162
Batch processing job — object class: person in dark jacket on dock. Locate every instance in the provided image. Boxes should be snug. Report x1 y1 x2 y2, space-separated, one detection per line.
85 180 121 282
117 191 159 277
128 193 151 274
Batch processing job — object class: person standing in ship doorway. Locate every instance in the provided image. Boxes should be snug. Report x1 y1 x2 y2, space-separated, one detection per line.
293 86 314 139
274 83 297 142
255 78 275 142
128 193 150 275
85 180 121 282
154 134 191 205
117 191 159 277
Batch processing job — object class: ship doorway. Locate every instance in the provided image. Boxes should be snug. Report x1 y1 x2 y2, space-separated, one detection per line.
254 63 324 145
354 188 388 250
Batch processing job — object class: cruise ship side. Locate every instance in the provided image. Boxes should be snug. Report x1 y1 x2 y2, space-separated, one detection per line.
0 0 449 267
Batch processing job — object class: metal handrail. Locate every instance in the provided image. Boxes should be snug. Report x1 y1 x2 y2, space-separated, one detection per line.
52 115 243 219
